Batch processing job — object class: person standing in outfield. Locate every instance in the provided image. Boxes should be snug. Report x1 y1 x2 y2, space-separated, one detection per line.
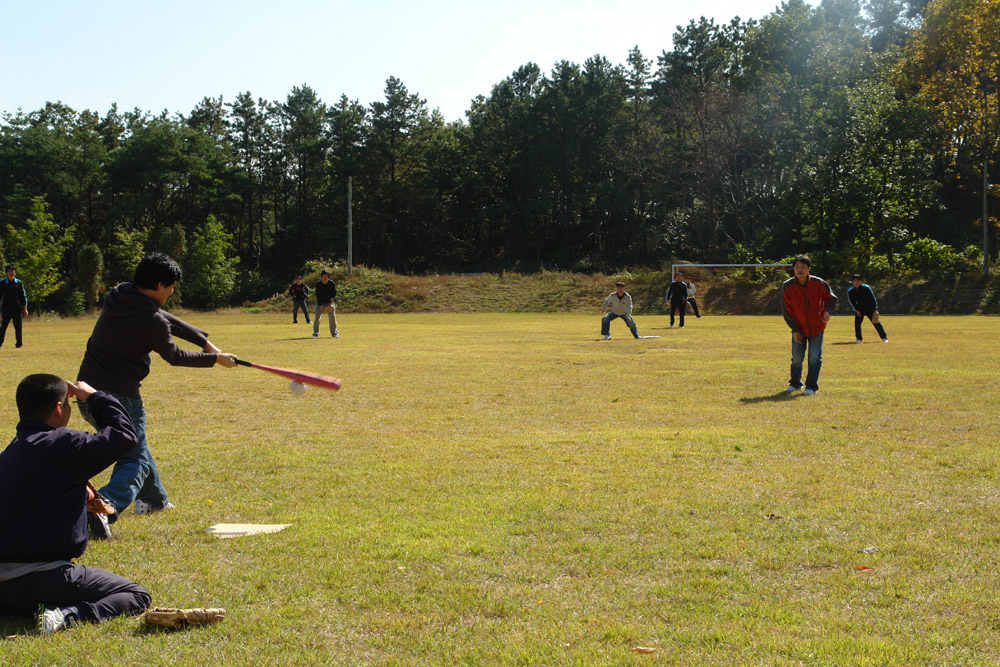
665 273 688 329
312 270 339 339
679 272 701 319
76 253 237 520
289 275 311 324
601 281 640 339
780 254 838 396
0 264 29 348
847 274 887 343
0 374 151 635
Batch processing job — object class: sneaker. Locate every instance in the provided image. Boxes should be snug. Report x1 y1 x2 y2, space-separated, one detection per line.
312 333 318 339
601 334 611 340
88 511 112 540
782 385 797 393
803 388 816 396
333 332 340 338
855 338 862 343
668 325 674 329
36 605 75 635
882 338 888 343
133 500 176 516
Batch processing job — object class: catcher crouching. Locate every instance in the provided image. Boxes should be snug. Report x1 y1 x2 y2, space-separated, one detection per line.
0 374 151 635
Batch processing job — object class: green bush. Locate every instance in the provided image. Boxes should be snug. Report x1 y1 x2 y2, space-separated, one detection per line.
900 237 962 279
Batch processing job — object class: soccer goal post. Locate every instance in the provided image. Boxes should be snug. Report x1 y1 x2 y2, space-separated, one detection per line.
670 263 794 315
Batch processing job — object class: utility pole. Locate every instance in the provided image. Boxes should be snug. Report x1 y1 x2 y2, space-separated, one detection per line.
348 176 353 276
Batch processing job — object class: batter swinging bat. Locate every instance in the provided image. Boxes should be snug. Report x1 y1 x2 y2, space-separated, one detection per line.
235 359 342 390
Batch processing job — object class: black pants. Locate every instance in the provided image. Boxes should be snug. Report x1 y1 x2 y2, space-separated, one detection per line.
0 563 150 623
670 301 686 327
854 312 887 341
0 309 22 346
687 298 700 318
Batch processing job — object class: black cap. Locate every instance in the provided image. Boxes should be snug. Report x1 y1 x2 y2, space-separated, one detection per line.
852 274 862 280
615 281 625 287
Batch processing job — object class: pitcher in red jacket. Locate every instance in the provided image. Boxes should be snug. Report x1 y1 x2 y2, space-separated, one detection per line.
780 255 838 395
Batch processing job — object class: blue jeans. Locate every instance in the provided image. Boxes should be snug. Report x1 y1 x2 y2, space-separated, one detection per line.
313 303 338 336
292 299 310 322
77 394 169 514
789 330 824 391
601 313 639 338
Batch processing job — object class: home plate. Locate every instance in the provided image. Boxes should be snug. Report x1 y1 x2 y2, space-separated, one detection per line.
204 523 292 538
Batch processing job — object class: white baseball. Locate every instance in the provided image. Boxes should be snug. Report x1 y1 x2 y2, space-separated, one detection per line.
289 381 306 395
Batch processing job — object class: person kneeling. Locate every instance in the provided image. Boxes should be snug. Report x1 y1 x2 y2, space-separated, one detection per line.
0 374 151 634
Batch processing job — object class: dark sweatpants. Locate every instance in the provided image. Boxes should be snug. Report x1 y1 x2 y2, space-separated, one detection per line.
0 563 150 623
670 301 686 327
0 309 22 346
854 311 887 341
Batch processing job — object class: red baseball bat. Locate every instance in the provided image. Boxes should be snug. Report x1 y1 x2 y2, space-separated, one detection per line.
235 359 342 390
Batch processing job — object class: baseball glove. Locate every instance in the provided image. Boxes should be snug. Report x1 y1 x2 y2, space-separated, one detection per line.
144 607 226 629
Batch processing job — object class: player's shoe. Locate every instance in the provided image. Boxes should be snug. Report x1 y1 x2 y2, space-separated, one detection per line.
312 333 318 339
855 338 862 343
37 605 75 635
134 500 176 516
882 338 888 343
783 385 797 393
601 334 611 340
333 332 340 338
803 388 816 396
668 325 674 329
88 511 112 540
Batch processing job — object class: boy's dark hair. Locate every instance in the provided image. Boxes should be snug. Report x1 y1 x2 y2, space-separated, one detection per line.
16 374 68 421
4 264 13 271
133 253 182 290
793 254 811 267
320 270 330 277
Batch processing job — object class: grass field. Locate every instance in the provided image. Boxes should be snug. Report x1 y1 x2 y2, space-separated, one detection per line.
1 312 998 665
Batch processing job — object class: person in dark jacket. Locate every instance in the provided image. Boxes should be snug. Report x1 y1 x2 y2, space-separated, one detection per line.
847 274 887 343
312 270 339 338
0 264 29 348
76 253 237 519
289 275 311 324
780 255 838 395
665 273 688 329
0 374 151 634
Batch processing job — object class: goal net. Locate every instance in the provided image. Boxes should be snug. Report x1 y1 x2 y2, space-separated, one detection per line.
670 263 793 315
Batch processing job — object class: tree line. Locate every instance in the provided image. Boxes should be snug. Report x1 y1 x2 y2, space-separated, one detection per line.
1 0 997 312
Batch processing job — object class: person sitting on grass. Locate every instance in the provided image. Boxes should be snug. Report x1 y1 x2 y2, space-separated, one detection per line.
0 374 151 634
601 281 640 339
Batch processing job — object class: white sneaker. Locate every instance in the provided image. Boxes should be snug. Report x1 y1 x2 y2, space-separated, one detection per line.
134 500 176 516
782 385 797 393
882 338 888 343
312 333 318 339
668 325 674 329
855 338 862 343
601 334 611 340
804 388 816 396
37 605 74 635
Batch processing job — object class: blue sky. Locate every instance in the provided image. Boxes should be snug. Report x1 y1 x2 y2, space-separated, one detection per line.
2 0 805 122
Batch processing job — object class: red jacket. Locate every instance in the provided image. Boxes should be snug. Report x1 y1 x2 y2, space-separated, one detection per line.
781 275 838 337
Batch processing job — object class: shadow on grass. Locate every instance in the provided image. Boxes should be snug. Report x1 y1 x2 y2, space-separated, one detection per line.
739 392 800 404
828 341 862 346
0 615 36 637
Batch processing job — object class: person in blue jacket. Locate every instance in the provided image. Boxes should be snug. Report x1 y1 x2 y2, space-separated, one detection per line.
847 274 888 343
0 374 151 634
0 264 29 348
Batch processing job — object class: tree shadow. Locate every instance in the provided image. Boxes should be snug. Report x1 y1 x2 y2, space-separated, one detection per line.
739 392 799 404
